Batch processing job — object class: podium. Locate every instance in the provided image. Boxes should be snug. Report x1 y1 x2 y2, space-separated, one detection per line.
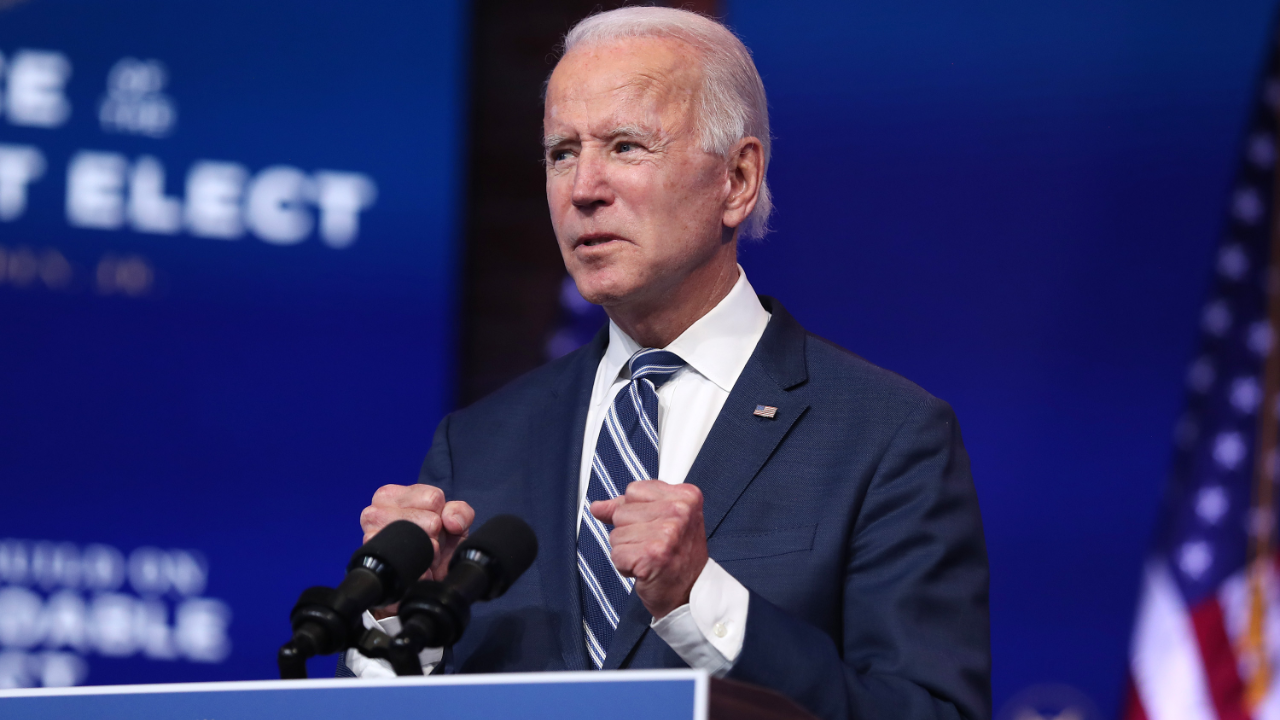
0 669 818 720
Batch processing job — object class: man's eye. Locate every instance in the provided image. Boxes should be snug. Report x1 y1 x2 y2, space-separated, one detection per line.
551 150 571 162
617 142 634 153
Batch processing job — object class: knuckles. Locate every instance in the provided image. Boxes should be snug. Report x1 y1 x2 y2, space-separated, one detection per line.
423 513 444 535
443 499 476 523
359 505 379 530
673 484 703 505
415 485 446 508
658 520 681 545
371 484 402 505
363 485 459 549
372 483 444 511
605 486 708 604
359 501 445 538
647 539 672 562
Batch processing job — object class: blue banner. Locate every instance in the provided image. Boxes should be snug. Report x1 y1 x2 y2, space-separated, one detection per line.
0 0 467 687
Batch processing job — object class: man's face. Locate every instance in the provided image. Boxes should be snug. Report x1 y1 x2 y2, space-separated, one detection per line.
544 37 733 310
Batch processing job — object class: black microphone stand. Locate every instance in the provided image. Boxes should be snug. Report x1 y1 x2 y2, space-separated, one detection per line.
278 587 358 679
284 515 538 678
386 547 500 675
277 520 434 679
348 623 424 677
352 563 489 677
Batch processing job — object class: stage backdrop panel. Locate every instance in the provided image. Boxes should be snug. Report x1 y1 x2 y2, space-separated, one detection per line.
725 0 1276 716
0 0 467 687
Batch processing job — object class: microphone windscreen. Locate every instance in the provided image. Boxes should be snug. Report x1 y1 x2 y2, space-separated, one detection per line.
453 514 539 597
349 520 434 595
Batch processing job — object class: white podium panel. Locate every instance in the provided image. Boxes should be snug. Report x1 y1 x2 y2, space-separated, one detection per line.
0 669 709 720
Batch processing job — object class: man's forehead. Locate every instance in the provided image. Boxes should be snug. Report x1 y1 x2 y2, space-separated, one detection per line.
544 37 699 127
543 103 661 141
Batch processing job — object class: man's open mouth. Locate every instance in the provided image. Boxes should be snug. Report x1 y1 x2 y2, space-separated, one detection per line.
578 234 622 247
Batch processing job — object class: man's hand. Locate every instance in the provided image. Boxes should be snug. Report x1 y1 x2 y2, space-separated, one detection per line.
360 483 475 590
590 480 708 620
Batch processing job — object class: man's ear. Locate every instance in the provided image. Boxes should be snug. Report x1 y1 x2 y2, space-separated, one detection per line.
722 136 764 231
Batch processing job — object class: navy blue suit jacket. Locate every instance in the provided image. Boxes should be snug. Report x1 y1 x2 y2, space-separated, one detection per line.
418 297 990 720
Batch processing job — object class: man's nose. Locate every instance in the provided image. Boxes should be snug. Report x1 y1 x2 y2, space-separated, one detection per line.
570 150 614 208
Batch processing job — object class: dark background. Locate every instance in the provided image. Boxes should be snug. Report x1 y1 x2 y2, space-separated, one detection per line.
1 0 1275 716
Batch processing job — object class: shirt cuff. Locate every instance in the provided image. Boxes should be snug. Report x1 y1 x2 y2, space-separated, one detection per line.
649 558 748 676
343 610 444 678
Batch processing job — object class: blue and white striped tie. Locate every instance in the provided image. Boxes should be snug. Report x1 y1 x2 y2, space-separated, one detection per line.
577 348 686 669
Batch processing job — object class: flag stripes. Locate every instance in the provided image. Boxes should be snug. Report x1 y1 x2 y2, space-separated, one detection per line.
1127 22 1280 720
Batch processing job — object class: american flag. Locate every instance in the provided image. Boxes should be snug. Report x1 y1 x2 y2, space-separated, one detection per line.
1126 26 1280 720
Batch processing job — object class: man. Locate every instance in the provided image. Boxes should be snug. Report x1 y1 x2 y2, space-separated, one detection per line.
349 8 990 720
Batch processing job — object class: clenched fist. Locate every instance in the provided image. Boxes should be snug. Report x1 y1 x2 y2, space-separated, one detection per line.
590 480 708 620
360 484 476 587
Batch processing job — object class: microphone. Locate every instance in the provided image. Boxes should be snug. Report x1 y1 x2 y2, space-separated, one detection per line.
385 514 538 675
278 520 434 679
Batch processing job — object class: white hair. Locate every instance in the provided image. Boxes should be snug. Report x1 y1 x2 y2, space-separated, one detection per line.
562 7 773 240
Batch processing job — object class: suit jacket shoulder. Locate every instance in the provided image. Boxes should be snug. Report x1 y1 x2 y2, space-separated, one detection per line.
418 325 606 491
716 297 989 720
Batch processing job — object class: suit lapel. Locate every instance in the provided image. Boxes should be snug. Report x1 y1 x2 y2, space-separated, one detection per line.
602 296 810 669
530 327 607 672
684 361 808 537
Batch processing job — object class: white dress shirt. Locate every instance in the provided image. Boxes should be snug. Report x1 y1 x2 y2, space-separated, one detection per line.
347 267 769 678
577 266 767 675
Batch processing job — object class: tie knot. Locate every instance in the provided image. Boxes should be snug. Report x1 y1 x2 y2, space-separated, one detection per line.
627 348 686 389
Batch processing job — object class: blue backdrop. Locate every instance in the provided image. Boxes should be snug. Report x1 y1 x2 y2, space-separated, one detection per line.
0 0 466 686
3 0 1278 715
725 0 1277 716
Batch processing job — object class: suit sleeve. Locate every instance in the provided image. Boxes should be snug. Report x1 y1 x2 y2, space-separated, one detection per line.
726 396 991 720
416 413 457 674
417 413 455 493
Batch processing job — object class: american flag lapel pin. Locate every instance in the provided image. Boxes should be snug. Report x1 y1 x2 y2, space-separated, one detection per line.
753 404 778 419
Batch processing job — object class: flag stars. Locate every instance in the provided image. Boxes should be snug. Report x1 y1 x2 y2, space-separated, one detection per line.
1178 540 1214 580
1195 486 1230 525
1233 187 1263 225
1249 321 1273 357
1249 132 1276 169
1218 244 1250 281
1230 376 1262 414
1202 300 1232 336
1213 431 1247 470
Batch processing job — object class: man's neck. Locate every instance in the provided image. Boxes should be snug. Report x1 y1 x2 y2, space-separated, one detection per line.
606 257 740 349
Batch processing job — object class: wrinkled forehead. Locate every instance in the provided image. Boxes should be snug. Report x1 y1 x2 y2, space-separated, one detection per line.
544 37 701 133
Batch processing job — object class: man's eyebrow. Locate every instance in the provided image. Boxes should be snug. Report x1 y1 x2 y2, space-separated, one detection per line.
604 124 660 142
542 125 661 151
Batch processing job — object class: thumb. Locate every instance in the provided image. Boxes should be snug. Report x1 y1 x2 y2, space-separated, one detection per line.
590 497 621 524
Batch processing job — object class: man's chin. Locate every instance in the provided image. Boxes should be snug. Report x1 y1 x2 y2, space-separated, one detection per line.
568 273 638 308
575 286 624 307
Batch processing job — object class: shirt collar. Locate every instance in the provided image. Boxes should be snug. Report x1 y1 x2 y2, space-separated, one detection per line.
601 266 771 393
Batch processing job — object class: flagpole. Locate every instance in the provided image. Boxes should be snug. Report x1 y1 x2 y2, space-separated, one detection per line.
1244 41 1280 708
